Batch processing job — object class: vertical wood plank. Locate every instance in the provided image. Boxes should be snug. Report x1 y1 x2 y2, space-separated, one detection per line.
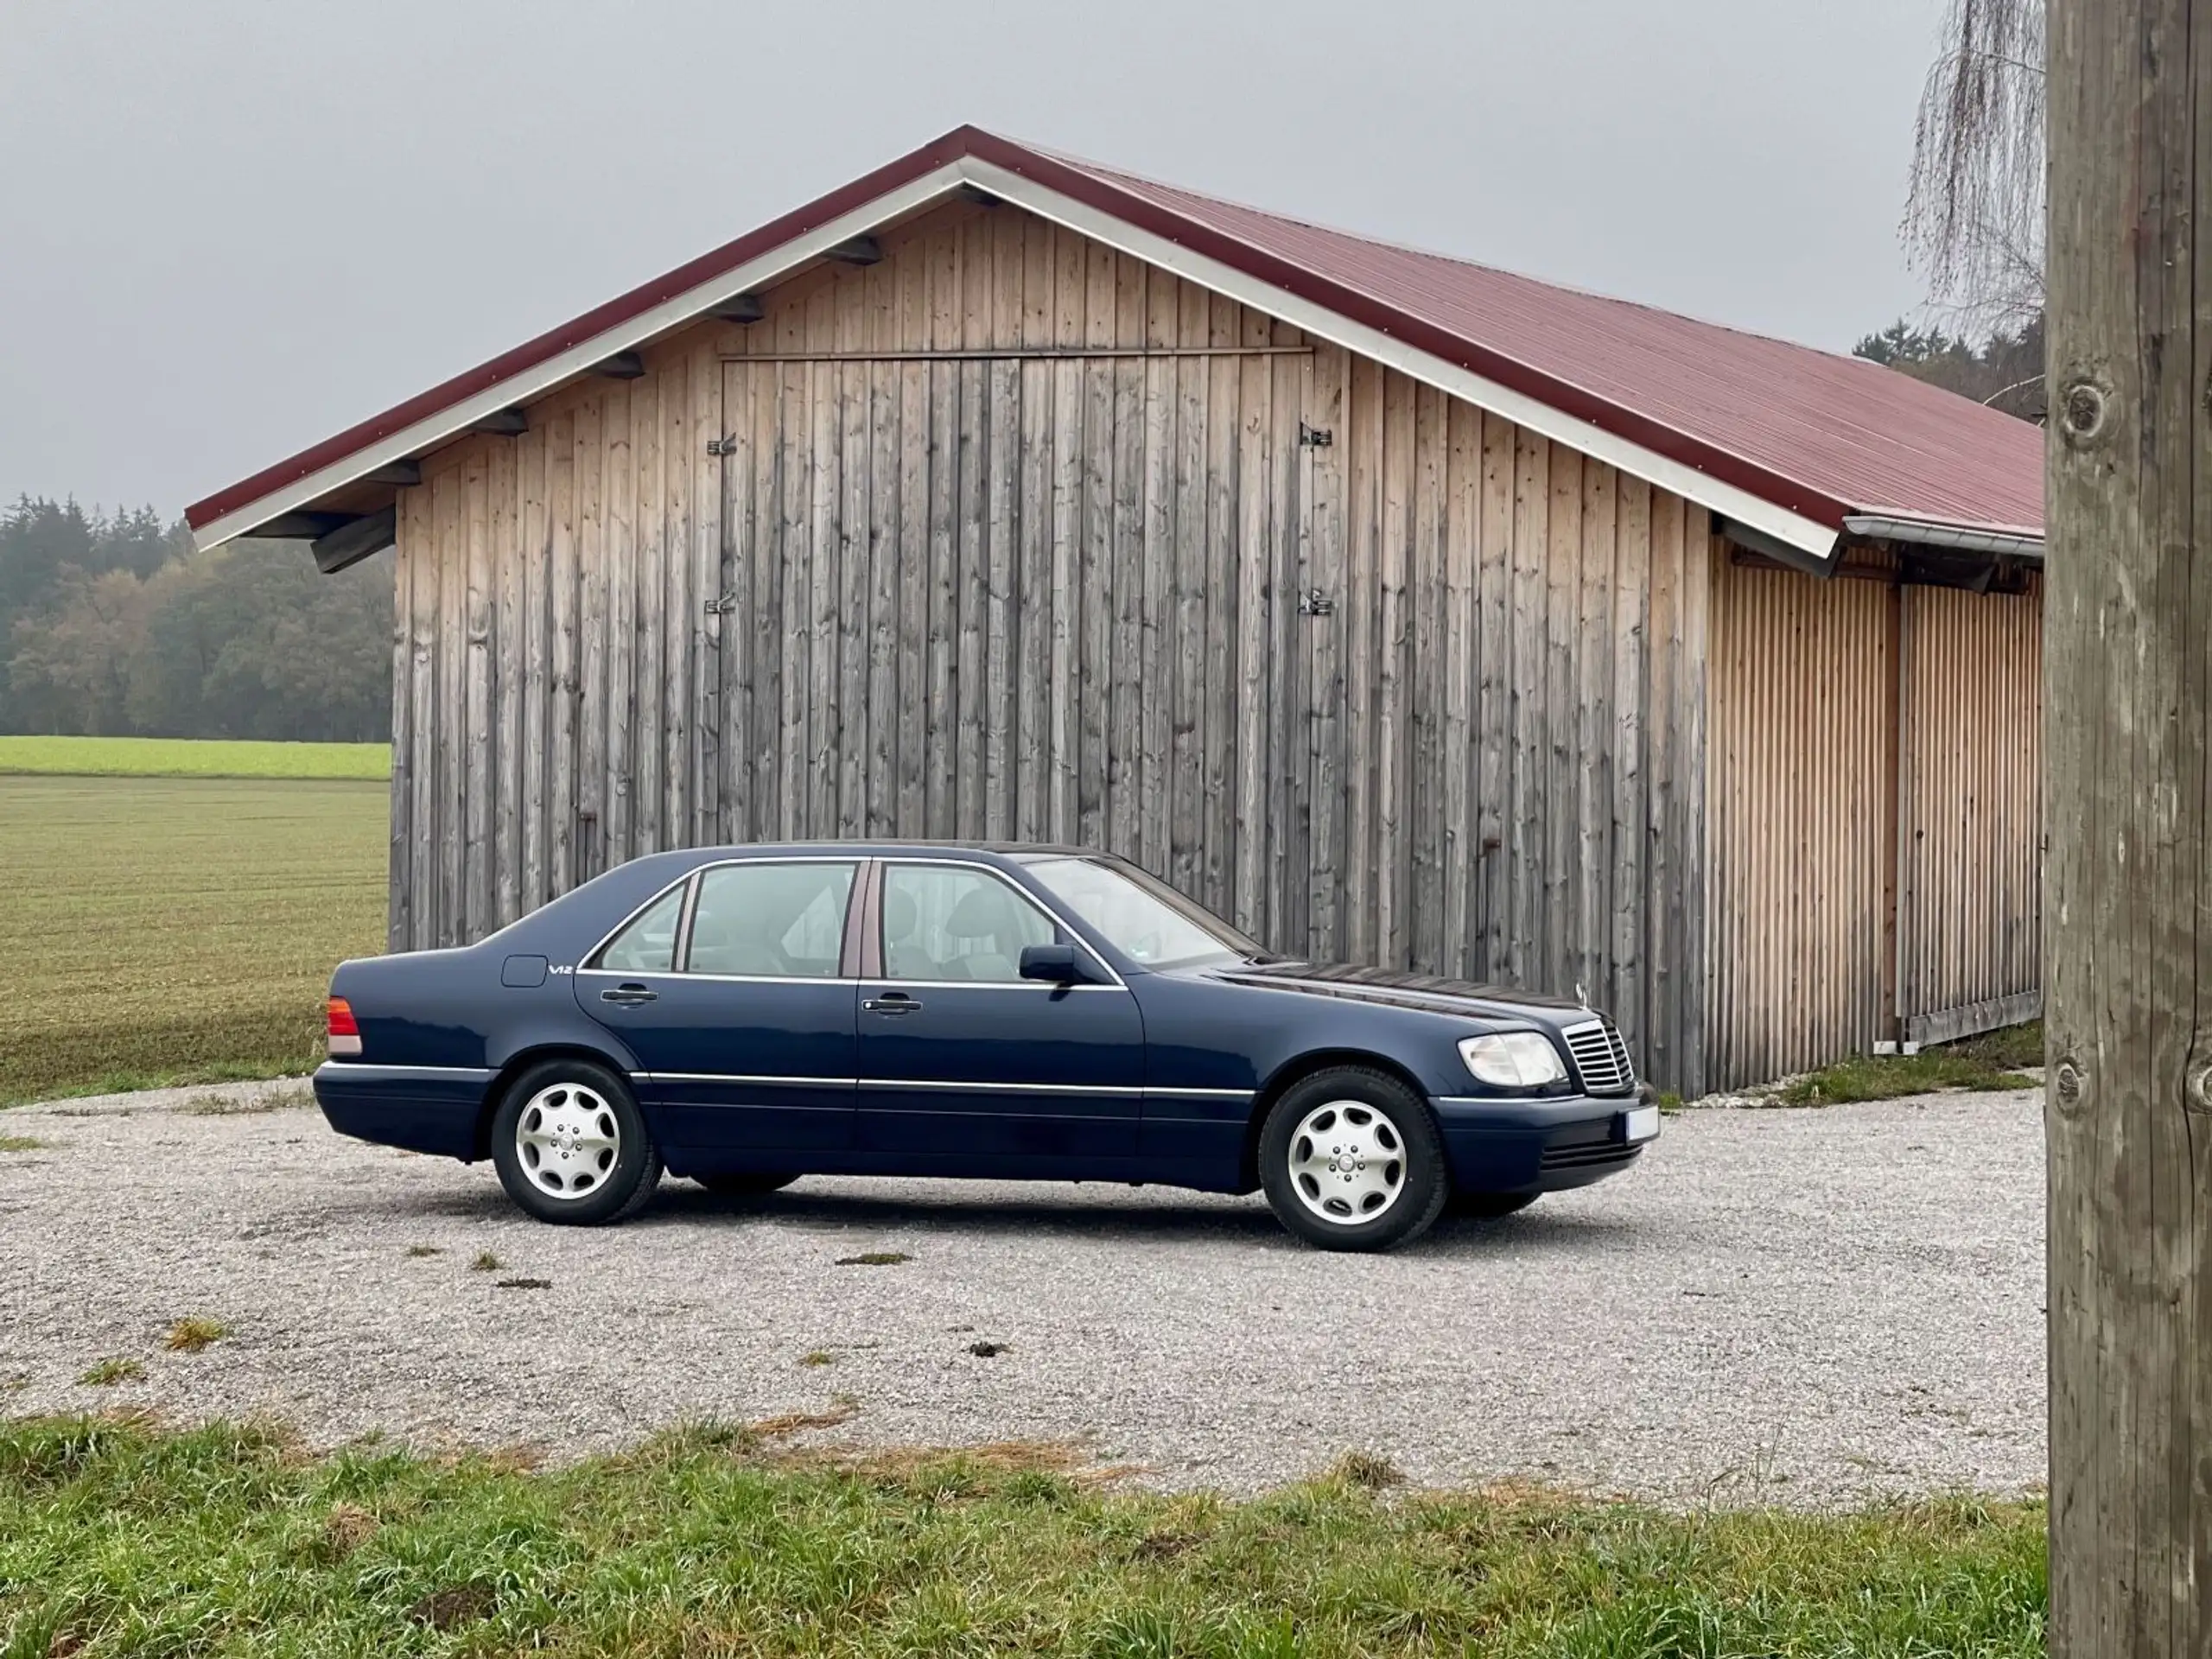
1474 412 1514 981
1305 344 1349 959
633 365 666 856
1576 461 1619 1011
1169 278 1210 900
1408 382 1446 975
388 493 418 950
692 338 724 846
1232 304 1274 933
1545 445 1584 995
462 447 493 942
1139 268 1179 874
548 409 579 893
491 435 523 928
1108 253 1147 860
1645 488 1684 1087
602 381 636 866
1341 353 1382 963
1505 427 1549 984
1374 366 1413 964
1611 474 1651 1056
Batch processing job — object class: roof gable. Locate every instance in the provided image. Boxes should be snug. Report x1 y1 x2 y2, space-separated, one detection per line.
186 125 2042 562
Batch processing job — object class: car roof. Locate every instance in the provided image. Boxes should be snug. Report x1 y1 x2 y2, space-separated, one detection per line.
671 841 1108 862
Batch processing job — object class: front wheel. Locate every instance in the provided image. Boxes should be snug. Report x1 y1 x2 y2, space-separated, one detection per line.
1256 1067 1449 1252
490 1059 663 1226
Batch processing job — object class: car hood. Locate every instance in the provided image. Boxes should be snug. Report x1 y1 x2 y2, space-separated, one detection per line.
1199 960 1598 1027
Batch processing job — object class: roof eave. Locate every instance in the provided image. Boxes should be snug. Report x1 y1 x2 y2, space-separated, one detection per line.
188 125 1855 566
1841 512 2046 561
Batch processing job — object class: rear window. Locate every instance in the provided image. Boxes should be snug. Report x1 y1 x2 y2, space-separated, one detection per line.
590 885 685 973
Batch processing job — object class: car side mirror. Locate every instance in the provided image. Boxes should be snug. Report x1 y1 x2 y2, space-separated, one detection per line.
1019 944 1083 983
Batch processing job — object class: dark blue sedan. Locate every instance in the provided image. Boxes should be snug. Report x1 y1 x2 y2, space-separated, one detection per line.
315 843 1658 1251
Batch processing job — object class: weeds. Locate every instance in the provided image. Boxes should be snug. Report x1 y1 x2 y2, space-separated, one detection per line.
76 1358 144 1387
800 1351 836 1368
0 1135 46 1152
1743 1020 2042 1107
835 1251 911 1267
162 1318 227 1354
471 1251 503 1273
405 1244 442 1258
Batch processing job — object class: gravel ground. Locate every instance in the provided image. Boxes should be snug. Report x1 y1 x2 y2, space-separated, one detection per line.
1 1079 2044 1503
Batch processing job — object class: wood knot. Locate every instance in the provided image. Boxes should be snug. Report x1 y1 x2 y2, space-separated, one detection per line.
2053 1057 2088 1116
2188 1060 2212 1116
2060 379 2107 447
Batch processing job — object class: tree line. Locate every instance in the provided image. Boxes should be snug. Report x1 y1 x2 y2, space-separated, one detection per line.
0 496 392 742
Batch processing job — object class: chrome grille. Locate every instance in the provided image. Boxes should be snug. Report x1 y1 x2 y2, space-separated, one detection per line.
1561 1018 1636 1096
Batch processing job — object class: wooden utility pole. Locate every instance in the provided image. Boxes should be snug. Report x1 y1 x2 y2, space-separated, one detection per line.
2046 0 2212 1651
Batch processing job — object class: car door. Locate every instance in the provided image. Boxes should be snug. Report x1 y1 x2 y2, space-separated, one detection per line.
578 858 861 1159
855 859 1145 1164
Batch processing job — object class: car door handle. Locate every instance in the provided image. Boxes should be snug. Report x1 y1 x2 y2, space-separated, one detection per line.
863 994 922 1015
601 983 658 1006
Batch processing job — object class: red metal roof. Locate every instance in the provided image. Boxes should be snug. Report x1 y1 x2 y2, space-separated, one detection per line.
187 125 2044 544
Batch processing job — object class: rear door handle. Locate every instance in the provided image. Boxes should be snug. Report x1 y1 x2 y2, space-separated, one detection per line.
863 993 922 1015
601 983 658 1006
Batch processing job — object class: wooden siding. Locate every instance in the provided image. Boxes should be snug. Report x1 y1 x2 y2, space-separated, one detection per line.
1704 550 1896 1088
1896 575 2044 1037
386 202 1714 1086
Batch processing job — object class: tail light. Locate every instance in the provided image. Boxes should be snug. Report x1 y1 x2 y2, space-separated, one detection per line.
327 996 362 1058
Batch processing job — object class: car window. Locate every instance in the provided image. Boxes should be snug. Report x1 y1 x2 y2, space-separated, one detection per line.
687 861 856 978
591 884 687 973
1020 855 1257 968
881 864 1057 983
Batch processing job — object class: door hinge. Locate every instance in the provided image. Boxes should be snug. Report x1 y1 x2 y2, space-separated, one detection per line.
705 435 739 457
1297 588 1336 617
1299 422 1334 448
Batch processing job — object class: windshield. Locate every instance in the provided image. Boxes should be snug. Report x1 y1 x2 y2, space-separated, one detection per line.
1020 856 1262 969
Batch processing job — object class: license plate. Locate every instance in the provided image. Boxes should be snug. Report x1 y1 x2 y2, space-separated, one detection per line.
1619 1104 1661 1144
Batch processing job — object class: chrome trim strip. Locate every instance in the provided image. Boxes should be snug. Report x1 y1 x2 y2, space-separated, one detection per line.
859 978 1124 993
318 1063 495 1080
636 1071 858 1087
625 1071 1249 1101
577 967 855 986
857 1077 1144 1096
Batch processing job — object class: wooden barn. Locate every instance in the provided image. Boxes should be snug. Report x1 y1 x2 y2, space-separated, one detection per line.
187 127 2046 1096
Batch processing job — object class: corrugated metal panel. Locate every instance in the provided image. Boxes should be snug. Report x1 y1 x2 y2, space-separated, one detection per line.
1054 153 2043 537
190 128 2041 554
1896 576 2044 1033
1705 549 1896 1087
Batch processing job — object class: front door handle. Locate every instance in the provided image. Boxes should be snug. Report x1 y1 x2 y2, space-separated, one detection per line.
601 983 658 1006
863 993 922 1015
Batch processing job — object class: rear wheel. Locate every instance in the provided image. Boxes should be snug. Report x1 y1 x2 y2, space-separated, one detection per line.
693 1172 799 1198
1257 1067 1448 1252
491 1059 661 1226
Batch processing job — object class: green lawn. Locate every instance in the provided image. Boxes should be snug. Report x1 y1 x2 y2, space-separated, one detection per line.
0 774 388 1104
0 734 391 781
0 1417 2048 1657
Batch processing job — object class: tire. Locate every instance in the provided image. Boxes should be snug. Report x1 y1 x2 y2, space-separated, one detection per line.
1451 1190 1540 1219
490 1058 663 1226
693 1172 799 1198
1256 1066 1449 1253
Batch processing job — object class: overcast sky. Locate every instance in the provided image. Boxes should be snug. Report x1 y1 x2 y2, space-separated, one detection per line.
0 0 1945 520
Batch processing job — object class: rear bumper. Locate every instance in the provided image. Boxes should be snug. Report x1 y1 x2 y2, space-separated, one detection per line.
312 1062 493 1160
1429 1091 1653 1195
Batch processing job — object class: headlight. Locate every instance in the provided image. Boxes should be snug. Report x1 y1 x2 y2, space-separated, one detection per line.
1459 1033 1567 1088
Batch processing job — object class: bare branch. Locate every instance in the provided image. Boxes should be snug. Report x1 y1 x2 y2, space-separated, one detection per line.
1904 0 2046 321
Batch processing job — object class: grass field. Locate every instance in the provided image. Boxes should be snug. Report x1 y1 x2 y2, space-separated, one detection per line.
0 734 391 780
0 774 387 1105
0 1418 2047 1656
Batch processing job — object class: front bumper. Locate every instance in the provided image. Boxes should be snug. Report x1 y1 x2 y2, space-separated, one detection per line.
1428 1090 1655 1195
